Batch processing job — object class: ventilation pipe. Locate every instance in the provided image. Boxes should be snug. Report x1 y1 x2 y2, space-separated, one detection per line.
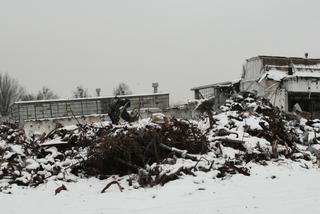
96 88 101 97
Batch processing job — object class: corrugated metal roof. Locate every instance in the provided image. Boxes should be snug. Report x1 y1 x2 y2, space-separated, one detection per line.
259 66 320 82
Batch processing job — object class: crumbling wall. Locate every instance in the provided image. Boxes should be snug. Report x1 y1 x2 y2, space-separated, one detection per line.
272 89 287 111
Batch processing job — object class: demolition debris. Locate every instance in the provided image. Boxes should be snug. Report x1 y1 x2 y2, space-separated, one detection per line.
1 93 320 192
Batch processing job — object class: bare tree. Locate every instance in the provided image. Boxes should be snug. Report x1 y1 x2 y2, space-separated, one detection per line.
20 87 59 101
113 82 132 96
0 73 25 116
20 93 36 101
36 87 59 100
73 85 90 98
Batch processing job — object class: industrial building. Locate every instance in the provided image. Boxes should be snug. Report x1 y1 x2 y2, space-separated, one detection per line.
9 93 169 125
241 55 320 118
190 55 320 118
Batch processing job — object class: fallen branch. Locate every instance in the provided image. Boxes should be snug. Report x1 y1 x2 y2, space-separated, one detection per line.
214 138 246 151
39 123 64 144
101 181 123 193
193 156 211 169
154 166 195 186
55 184 67 195
215 128 239 138
159 143 199 161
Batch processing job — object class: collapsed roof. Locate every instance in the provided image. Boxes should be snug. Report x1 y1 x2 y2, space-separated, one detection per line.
252 56 320 82
190 80 240 91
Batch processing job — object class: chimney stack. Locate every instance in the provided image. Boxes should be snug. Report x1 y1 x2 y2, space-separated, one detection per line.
152 83 159 93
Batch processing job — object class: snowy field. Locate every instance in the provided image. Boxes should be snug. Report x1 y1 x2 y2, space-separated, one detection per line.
1 162 320 214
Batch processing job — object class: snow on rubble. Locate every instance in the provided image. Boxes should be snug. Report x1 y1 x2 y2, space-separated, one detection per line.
1 92 320 212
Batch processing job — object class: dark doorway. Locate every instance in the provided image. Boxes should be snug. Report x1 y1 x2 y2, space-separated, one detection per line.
288 92 320 118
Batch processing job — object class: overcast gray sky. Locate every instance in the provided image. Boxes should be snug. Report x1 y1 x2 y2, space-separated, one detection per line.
1 0 319 103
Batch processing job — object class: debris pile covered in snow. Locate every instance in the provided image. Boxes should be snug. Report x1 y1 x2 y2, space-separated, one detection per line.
0 122 41 190
206 92 319 178
1 93 320 192
84 118 208 177
0 122 102 191
0 118 209 191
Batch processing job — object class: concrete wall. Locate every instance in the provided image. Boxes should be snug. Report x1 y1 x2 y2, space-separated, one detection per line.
11 93 169 126
23 114 110 137
240 58 266 96
23 108 166 137
163 103 201 120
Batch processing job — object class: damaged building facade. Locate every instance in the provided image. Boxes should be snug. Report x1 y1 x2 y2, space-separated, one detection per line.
241 55 320 118
190 81 240 109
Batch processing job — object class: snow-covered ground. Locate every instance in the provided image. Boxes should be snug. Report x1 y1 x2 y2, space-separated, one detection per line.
2 95 320 214
2 161 320 214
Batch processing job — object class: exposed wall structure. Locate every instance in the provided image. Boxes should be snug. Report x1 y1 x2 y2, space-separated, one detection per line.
9 93 169 125
190 81 240 109
241 55 320 118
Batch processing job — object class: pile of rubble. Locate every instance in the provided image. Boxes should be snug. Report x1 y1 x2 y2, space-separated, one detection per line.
0 118 209 191
206 93 319 176
1 93 320 192
0 122 89 191
0 123 41 189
